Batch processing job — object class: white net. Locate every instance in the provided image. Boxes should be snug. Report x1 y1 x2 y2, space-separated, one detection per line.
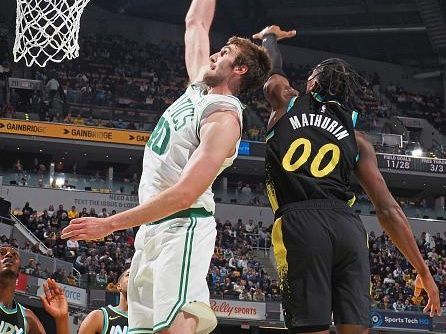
13 0 90 67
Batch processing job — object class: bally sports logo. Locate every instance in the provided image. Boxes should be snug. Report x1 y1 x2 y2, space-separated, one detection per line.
210 300 266 320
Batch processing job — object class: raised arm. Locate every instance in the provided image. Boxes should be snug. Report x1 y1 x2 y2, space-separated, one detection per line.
184 0 216 83
253 26 297 113
354 132 441 317
40 279 70 334
29 279 70 334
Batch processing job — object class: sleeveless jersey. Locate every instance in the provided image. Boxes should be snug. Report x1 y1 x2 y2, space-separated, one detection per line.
0 301 27 334
100 305 128 334
265 93 359 214
139 82 244 214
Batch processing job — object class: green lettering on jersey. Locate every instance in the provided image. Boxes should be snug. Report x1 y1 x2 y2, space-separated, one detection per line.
167 94 194 130
147 116 170 155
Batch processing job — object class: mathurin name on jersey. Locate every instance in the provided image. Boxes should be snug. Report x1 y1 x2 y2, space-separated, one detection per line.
288 113 350 141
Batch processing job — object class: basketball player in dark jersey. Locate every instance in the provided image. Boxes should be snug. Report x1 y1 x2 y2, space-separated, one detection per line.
253 26 441 334
79 269 129 334
0 244 70 334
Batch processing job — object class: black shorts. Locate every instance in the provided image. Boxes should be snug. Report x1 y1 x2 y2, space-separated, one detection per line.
272 199 370 332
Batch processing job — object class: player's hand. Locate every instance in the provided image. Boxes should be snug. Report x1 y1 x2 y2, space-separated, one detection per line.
415 274 442 317
252 25 296 41
61 216 112 241
40 279 68 320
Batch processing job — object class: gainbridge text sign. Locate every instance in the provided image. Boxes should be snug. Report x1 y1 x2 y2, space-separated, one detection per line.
0 119 150 146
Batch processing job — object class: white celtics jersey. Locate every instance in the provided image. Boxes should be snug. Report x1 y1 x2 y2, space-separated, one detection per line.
138 83 244 214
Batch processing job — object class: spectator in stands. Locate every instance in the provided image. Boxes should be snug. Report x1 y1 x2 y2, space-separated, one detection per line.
71 114 83 125
0 235 8 246
84 116 97 126
68 206 78 220
393 299 405 311
63 113 73 124
98 208 108 218
253 287 266 301
18 176 28 186
245 219 255 233
96 268 108 288
24 258 37 275
67 273 77 285
89 208 98 217
56 204 67 218
239 288 252 301
46 204 55 218
13 159 23 172
22 202 33 217
79 207 88 217
114 119 126 129
75 253 87 274
30 91 43 117
22 242 32 252
66 238 79 255
241 184 252 195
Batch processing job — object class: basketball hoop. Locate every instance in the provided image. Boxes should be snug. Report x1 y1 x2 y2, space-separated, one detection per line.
13 0 90 67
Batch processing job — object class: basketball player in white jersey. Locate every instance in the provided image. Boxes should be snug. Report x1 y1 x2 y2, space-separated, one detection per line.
61 0 271 333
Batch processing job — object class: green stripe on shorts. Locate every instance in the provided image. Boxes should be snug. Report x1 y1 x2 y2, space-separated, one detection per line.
152 217 197 332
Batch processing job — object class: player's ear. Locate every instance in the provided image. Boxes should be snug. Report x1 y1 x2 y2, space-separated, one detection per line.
233 65 248 75
116 282 121 292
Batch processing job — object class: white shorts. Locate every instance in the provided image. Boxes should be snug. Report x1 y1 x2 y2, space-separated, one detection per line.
128 208 218 334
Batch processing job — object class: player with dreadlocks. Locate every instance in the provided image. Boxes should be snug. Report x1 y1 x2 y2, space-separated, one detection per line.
253 25 441 334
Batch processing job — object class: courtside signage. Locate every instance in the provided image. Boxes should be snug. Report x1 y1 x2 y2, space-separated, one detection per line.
0 119 149 146
370 309 432 331
210 299 266 320
37 278 87 307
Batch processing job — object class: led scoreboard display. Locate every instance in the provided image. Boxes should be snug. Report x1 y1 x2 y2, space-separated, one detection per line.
376 153 446 175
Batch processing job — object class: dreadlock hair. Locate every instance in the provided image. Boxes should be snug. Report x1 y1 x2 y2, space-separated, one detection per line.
309 58 369 113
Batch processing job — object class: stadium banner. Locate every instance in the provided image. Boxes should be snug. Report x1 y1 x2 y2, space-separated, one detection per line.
370 309 432 331
210 299 266 320
37 278 87 307
2 185 139 213
15 273 28 292
0 118 149 146
2 186 276 225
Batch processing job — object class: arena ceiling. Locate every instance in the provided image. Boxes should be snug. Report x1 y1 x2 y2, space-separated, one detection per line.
94 0 445 69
